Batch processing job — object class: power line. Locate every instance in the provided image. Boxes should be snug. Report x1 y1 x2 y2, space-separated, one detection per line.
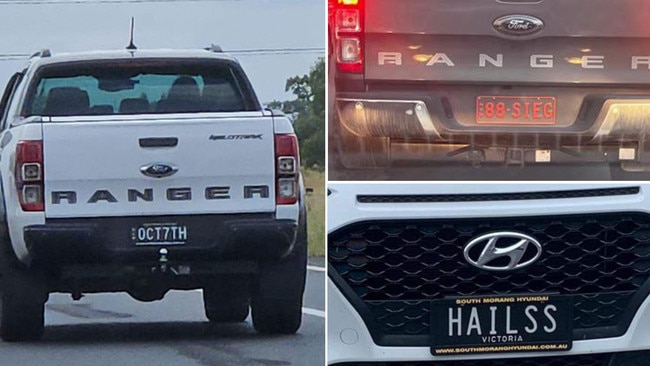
228 48 324 56
0 47 324 57
234 51 323 56
0 54 32 60
0 47 324 62
228 47 324 54
0 0 240 5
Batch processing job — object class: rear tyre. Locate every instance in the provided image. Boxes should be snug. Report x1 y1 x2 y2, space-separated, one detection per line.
251 296 303 335
335 114 390 169
0 181 48 342
203 279 250 323
0 243 47 342
251 210 307 334
0 273 47 342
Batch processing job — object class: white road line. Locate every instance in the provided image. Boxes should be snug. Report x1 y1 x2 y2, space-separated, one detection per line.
302 307 325 318
307 265 325 272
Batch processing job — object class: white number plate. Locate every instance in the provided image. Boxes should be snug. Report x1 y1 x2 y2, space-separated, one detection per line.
131 223 188 245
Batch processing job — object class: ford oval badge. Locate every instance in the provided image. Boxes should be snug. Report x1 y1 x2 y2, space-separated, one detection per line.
141 163 178 178
493 15 544 37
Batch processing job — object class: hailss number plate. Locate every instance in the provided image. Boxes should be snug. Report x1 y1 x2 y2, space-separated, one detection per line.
431 294 572 355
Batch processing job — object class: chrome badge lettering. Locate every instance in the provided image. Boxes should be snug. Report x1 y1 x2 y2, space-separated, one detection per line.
378 51 650 70
51 185 270 204
464 232 542 271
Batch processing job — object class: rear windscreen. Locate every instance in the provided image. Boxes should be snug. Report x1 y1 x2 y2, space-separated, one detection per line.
22 59 260 117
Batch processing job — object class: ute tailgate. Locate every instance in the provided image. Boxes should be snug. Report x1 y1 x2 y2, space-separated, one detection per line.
42 114 276 218
365 0 650 84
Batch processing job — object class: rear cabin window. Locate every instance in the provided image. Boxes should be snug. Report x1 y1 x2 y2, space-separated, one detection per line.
22 59 260 117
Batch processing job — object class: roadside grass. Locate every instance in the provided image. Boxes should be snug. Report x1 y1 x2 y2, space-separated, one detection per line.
303 169 325 257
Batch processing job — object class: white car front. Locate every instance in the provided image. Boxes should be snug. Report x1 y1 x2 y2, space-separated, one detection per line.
328 183 650 365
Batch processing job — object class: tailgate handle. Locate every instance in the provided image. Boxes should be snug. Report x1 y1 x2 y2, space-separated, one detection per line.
139 137 178 148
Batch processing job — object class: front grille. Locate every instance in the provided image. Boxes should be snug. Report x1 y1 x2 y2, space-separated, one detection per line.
332 350 650 366
328 212 650 346
356 187 640 203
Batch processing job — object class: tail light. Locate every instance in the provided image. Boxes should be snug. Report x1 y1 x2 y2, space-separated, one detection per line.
331 0 363 73
275 134 300 205
15 140 44 211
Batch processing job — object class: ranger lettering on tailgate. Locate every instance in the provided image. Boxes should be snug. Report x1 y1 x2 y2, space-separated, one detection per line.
51 185 271 204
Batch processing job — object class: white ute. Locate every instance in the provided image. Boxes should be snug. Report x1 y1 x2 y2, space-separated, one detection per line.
0 48 307 341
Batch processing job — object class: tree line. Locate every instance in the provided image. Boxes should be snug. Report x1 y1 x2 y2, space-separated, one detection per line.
267 58 325 171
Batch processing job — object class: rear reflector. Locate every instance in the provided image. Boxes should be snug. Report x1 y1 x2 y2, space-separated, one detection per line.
21 163 42 181
278 157 297 174
336 9 360 32
338 38 361 63
278 178 297 202
275 134 300 205
22 185 43 205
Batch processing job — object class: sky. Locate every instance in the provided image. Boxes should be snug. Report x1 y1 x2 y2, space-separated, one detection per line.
0 0 325 103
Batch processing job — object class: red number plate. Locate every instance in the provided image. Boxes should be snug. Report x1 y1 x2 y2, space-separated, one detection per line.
476 96 557 125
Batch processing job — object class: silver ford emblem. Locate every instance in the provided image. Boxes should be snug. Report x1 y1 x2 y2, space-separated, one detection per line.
140 163 178 178
493 15 544 37
464 232 542 271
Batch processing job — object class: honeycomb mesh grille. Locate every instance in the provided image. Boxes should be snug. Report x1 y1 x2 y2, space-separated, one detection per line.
328 213 650 344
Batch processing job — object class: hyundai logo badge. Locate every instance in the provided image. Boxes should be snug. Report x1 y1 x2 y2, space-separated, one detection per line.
464 232 543 271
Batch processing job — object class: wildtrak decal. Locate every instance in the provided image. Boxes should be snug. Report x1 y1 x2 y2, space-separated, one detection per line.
209 134 263 140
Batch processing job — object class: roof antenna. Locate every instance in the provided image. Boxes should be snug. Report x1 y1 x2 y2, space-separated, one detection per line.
126 17 137 51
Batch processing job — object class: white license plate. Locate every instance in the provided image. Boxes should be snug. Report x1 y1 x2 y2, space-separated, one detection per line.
131 223 188 245
431 294 573 355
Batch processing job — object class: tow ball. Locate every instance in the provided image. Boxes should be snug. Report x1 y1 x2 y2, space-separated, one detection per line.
158 248 168 273
151 248 189 275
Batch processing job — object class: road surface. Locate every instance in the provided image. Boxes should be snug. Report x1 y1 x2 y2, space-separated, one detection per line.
0 262 325 366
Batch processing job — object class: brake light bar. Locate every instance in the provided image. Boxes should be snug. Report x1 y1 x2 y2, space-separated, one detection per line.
15 140 44 212
275 134 300 205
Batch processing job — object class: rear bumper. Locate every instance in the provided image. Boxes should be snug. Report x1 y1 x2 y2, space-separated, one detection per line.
335 93 650 167
23 214 298 267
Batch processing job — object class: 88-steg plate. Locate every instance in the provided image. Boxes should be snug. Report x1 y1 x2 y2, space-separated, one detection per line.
476 96 557 125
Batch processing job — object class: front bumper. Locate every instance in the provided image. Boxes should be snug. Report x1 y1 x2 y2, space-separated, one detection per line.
329 279 650 364
327 183 650 364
